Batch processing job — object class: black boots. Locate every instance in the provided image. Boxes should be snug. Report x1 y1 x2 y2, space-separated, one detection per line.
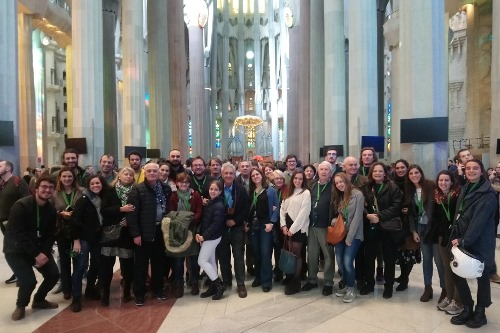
71 297 82 313
101 290 110 307
200 280 217 298
212 278 226 300
451 303 474 325
284 277 301 295
396 263 412 291
122 281 132 303
466 306 487 328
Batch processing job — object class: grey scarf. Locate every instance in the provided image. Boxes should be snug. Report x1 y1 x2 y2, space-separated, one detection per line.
83 189 103 226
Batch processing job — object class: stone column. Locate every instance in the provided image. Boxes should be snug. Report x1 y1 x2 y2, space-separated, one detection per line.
102 0 119 158
221 0 230 159
0 0 19 172
121 0 145 152
348 1 378 156
396 0 448 176
149 0 170 155
72 0 105 166
185 0 208 158
310 0 324 163
17 13 37 171
287 0 310 163
491 1 500 161
166 0 188 157
324 0 346 159
268 0 279 160
210 2 219 157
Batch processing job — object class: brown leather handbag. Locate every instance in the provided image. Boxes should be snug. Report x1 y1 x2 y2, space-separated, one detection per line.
327 214 346 245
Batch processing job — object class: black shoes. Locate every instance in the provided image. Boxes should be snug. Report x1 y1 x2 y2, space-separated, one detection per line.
251 280 261 288
200 282 216 298
32 300 58 309
212 278 225 300
301 282 318 291
451 303 474 325
262 286 271 292
359 285 374 295
322 286 333 296
466 306 487 328
84 288 102 300
383 286 393 299
71 297 82 312
5 274 17 285
135 296 145 306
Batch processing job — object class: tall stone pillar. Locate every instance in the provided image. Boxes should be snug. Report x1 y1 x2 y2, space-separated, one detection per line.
221 0 230 159
102 0 119 158
149 0 170 155
0 0 19 172
17 13 37 171
491 1 500 162
210 2 219 157
185 0 208 158
396 0 448 176
348 1 378 156
287 0 310 163
72 0 105 166
267 0 279 160
324 0 346 158
121 0 145 152
310 0 324 163
166 0 188 157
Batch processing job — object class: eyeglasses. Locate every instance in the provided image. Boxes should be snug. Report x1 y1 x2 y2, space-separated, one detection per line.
180 181 190 185
39 185 55 190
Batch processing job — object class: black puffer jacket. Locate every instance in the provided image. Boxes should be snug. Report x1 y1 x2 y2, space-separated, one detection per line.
127 180 171 241
198 196 225 240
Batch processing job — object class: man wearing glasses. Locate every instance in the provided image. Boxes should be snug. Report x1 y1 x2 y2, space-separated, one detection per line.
324 148 342 175
3 176 59 321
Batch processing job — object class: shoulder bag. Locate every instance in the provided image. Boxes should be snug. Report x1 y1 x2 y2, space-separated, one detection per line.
327 214 346 245
372 187 402 232
279 236 297 274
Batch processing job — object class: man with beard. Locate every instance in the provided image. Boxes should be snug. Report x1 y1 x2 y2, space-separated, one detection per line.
97 154 117 185
168 149 186 180
128 151 145 184
53 148 86 186
190 156 214 199
4 176 59 321
1 160 31 285
453 148 473 186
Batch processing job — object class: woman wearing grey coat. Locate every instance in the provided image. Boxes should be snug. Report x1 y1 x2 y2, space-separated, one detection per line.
332 172 364 303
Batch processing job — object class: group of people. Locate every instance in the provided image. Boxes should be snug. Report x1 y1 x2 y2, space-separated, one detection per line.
1 146 498 329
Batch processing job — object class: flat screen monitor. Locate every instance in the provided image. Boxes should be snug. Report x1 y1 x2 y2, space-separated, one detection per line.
400 117 449 143
0 121 14 146
147 149 161 158
125 146 147 160
65 138 88 154
361 136 385 153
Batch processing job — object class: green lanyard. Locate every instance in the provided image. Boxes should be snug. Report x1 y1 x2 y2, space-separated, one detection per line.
193 176 206 194
277 189 282 203
415 191 424 215
440 192 451 222
376 183 384 195
342 206 348 220
63 190 75 208
252 188 264 208
362 167 367 176
316 180 329 201
457 181 479 214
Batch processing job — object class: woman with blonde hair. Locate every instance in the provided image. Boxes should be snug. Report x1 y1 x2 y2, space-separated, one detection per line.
99 167 136 306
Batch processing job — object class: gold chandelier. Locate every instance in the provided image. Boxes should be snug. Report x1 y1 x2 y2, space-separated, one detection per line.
233 115 263 136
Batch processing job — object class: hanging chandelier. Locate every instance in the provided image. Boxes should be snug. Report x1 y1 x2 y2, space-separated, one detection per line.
233 115 263 136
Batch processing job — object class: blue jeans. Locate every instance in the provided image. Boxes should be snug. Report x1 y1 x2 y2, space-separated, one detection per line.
172 255 200 286
419 224 445 288
72 240 100 298
250 226 274 288
335 239 361 288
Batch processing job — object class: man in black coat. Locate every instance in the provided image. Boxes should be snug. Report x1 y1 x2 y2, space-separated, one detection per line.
3 176 59 321
127 163 172 306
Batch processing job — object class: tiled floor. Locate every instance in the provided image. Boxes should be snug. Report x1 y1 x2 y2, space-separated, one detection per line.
1 232 499 333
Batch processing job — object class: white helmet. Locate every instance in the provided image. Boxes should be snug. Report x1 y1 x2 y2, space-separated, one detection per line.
450 246 484 279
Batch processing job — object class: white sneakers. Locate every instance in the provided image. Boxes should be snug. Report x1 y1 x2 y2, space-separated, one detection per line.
343 288 355 303
444 300 464 315
437 297 451 311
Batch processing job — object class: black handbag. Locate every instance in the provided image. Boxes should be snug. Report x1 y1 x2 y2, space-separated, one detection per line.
279 236 297 274
100 224 122 244
372 188 402 232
